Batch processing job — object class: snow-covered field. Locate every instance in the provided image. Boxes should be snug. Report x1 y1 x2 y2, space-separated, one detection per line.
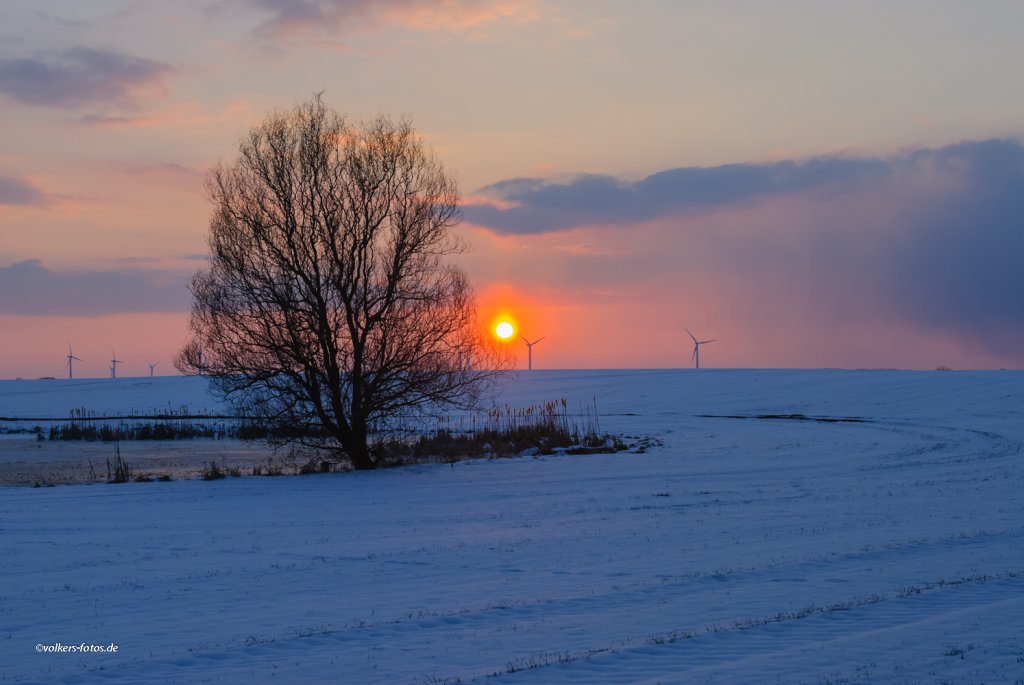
2 369 1023 683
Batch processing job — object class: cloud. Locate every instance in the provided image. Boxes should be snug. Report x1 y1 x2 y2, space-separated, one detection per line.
73 113 166 127
32 10 91 29
0 47 173 109
465 156 896 234
881 140 1024 349
0 175 46 207
0 260 191 316
117 162 205 180
233 0 537 38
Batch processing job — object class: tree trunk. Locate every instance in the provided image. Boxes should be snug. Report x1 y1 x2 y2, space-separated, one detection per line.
347 444 374 470
345 422 375 470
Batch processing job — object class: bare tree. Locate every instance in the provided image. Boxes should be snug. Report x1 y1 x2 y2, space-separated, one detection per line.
178 95 507 469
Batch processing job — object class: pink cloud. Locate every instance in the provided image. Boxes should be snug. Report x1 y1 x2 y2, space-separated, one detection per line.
239 0 539 39
71 100 256 129
380 0 540 31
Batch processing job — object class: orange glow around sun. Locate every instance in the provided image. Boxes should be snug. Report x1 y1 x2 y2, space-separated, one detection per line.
479 285 525 345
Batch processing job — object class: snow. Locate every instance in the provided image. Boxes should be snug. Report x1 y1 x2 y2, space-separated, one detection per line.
2 369 1023 683
0 375 224 421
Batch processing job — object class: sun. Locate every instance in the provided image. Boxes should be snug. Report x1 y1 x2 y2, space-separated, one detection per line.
495 321 515 340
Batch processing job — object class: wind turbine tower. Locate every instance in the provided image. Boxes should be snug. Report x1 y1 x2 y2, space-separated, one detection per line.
686 329 716 369
66 343 82 381
521 334 545 371
146 361 159 378
110 350 122 380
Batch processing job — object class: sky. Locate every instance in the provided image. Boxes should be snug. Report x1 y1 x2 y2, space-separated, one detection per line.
2 0 1024 378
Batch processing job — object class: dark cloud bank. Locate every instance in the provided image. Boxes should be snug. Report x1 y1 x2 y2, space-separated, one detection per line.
0 260 190 316
467 139 1024 363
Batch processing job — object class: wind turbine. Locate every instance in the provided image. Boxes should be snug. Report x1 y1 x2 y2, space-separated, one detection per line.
66 343 82 381
110 350 122 380
521 334 545 371
146 361 159 378
686 329 716 369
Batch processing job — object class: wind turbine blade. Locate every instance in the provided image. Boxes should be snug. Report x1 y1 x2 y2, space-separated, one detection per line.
686 329 698 343
700 339 717 344
691 347 697 361
532 337 545 345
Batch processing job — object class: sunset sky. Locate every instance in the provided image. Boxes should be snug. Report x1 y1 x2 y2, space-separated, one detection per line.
2 0 1024 378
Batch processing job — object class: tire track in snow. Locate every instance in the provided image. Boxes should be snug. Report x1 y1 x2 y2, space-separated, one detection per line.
477 572 1024 684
